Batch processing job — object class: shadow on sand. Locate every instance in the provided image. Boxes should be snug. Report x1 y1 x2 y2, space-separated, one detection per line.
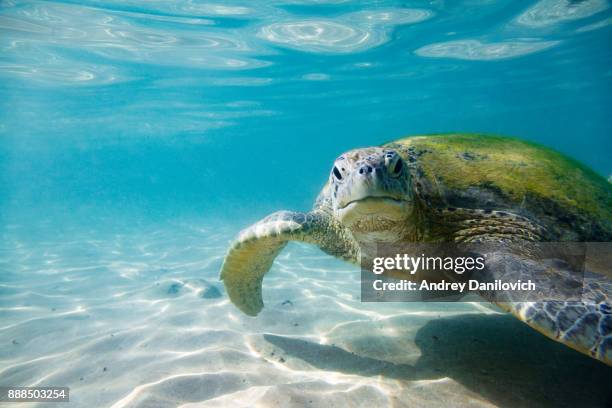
264 313 612 408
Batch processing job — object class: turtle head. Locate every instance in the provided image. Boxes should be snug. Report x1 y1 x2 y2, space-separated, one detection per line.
329 147 414 239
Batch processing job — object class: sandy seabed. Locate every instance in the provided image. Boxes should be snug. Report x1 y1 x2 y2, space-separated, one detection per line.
0 220 610 408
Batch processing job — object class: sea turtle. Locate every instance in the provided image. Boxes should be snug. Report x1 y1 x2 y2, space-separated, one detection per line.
220 134 612 365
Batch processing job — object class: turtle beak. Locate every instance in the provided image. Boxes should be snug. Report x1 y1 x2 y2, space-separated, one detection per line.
337 197 411 227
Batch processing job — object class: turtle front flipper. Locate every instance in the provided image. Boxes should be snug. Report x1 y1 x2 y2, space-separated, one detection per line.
220 210 359 316
470 239 611 365
441 209 611 365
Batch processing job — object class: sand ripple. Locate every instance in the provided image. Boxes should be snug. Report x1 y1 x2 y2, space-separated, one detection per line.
0 220 610 407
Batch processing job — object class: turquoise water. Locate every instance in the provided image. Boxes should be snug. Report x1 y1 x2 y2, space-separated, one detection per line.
1 1 612 407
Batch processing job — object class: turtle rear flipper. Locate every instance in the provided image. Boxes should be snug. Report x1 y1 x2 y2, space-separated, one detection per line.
220 210 359 316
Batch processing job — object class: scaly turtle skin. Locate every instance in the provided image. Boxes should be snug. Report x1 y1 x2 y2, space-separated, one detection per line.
220 134 612 365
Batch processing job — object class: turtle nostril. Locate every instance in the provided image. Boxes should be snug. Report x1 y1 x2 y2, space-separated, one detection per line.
359 165 373 175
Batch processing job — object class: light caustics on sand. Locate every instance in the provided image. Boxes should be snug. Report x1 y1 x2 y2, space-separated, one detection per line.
0 224 507 407
3 213 612 407
415 39 560 61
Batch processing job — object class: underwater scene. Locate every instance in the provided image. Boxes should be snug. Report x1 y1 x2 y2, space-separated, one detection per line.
1 0 612 407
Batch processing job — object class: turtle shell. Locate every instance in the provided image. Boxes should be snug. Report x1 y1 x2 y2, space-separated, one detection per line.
383 134 612 241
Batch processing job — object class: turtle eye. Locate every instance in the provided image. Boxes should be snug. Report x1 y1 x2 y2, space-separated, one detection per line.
392 158 403 175
332 166 343 181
